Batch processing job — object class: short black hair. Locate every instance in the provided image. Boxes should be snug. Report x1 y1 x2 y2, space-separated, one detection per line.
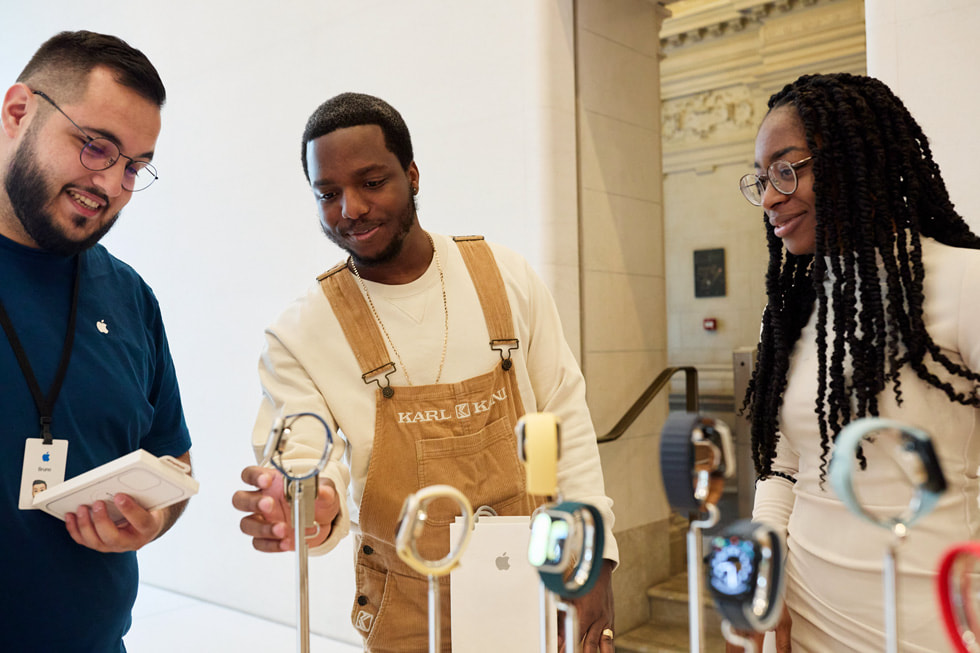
301 92 413 182
17 30 165 107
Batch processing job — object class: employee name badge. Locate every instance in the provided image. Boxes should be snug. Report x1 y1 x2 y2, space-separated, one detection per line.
19 438 68 509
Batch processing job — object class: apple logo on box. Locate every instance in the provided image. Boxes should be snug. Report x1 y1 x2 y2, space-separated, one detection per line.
495 552 510 571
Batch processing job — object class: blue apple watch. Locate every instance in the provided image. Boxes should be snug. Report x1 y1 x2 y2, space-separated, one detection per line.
829 417 946 529
706 519 786 632
528 501 605 599
660 412 735 513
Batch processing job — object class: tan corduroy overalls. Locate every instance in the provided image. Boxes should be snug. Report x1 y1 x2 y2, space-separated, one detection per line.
318 236 538 652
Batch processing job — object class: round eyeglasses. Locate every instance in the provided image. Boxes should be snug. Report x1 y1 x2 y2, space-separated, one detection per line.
739 156 812 206
32 90 158 192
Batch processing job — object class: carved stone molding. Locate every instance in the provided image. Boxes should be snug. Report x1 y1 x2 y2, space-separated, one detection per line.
662 86 758 144
659 0 865 174
662 0 823 51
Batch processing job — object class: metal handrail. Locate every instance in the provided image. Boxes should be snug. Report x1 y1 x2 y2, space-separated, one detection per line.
597 366 699 443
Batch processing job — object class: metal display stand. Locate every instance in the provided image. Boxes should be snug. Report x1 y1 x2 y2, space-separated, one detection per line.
659 412 736 653
395 484 475 653
260 412 334 653
687 503 719 653
829 417 947 653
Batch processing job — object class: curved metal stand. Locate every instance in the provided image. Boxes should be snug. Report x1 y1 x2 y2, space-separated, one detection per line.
262 412 333 653
290 476 318 653
884 523 907 653
395 485 474 653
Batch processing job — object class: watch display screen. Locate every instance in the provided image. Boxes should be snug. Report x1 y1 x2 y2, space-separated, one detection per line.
528 512 570 569
708 535 758 598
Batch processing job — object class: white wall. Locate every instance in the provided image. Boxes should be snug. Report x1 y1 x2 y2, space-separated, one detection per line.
865 0 980 231
0 1 576 643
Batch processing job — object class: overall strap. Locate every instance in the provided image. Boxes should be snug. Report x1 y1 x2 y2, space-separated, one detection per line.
453 236 519 366
317 263 396 393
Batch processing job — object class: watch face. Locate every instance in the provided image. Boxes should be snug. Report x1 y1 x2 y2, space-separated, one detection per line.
528 512 571 570
708 535 758 599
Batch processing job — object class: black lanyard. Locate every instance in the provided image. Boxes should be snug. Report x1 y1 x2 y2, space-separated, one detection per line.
0 255 81 444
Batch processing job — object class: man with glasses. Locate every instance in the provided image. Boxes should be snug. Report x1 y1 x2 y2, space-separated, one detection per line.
0 31 192 652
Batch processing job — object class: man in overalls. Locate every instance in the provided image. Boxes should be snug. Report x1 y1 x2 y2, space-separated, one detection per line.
233 93 617 652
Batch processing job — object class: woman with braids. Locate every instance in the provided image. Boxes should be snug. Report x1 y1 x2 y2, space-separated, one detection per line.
737 72 980 652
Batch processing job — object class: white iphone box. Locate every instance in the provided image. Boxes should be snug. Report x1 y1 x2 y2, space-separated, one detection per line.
32 449 198 524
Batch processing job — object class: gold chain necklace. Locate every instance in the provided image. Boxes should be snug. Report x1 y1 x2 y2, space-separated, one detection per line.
348 231 449 385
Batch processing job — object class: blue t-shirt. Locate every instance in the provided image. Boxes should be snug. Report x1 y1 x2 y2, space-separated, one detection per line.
0 234 192 652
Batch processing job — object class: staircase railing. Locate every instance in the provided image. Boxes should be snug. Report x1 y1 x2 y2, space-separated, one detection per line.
597 366 699 443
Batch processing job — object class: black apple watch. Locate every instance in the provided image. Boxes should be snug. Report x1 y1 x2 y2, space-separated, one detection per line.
706 519 785 632
660 412 735 513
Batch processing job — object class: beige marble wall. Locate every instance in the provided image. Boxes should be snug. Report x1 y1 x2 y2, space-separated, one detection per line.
575 0 673 631
578 0 671 531
865 0 980 232
661 0 866 396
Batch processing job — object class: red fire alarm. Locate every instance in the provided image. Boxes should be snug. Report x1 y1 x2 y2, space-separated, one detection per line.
703 318 717 331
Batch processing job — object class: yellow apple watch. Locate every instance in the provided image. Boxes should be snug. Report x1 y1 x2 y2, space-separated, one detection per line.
516 412 560 497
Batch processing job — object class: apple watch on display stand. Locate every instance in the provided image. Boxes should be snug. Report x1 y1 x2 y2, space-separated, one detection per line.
395 484 474 653
518 412 607 650
260 411 335 653
937 542 980 653
395 484 474 576
828 417 948 653
829 417 946 531
527 501 604 599
660 411 735 514
706 519 786 640
659 411 736 653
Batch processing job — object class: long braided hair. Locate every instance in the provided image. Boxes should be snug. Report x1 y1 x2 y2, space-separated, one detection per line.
743 73 980 484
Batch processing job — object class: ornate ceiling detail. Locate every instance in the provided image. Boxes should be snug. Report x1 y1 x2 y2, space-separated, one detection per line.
662 0 822 51
659 0 865 173
662 86 757 144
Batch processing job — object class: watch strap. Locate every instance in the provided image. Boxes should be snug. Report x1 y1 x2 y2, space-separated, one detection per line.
660 412 700 512
517 412 560 496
